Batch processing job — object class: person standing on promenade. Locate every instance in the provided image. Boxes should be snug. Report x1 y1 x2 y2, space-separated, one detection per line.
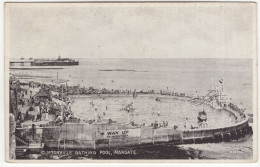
184 117 189 129
42 107 46 120
25 110 29 120
45 104 49 120
35 105 40 121
39 105 42 121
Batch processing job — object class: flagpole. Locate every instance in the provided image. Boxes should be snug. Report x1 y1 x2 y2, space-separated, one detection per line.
158 100 161 123
95 106 98 122
157 111 160 124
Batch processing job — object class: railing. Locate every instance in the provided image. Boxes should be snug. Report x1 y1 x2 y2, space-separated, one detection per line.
15 131 29 146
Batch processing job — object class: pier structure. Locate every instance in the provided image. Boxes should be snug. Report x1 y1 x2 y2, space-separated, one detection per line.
9 60 34 66
9 56 79 67
194 78 230 109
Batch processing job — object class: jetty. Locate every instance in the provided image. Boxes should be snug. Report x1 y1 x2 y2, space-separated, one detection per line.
9 60 34 66
9 56 79 67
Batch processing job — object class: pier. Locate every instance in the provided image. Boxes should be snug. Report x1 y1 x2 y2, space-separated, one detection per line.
9 56 79 67
9 60 34 66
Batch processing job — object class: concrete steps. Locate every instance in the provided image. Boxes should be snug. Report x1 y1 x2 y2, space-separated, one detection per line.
15 146 28 158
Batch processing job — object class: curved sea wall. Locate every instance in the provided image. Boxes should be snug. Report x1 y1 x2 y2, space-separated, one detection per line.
90 95 252 148
182 113 251 144
16 93 252 150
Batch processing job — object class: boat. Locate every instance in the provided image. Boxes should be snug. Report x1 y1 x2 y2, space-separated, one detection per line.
31 56 79 66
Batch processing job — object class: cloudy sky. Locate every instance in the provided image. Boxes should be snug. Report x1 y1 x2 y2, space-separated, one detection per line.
5 3 256 59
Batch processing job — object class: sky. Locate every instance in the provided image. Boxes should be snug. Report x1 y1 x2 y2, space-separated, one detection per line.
5 2 257 59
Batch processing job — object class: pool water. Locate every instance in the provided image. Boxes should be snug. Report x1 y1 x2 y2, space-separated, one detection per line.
71 94 236 129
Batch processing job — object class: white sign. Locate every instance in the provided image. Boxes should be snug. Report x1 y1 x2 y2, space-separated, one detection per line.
104 129 141 138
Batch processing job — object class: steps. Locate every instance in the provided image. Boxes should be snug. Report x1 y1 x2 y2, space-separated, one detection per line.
15 146 28 158
15 134 29 158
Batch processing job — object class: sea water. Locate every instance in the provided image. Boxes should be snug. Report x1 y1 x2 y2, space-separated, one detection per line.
10 58 253 114
71 94 237 128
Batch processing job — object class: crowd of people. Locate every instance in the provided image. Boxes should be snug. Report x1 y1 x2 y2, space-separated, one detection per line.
24 81 199 98
14 78 246 129
13 80 75 126
151 120 169 129
32 100 50 122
